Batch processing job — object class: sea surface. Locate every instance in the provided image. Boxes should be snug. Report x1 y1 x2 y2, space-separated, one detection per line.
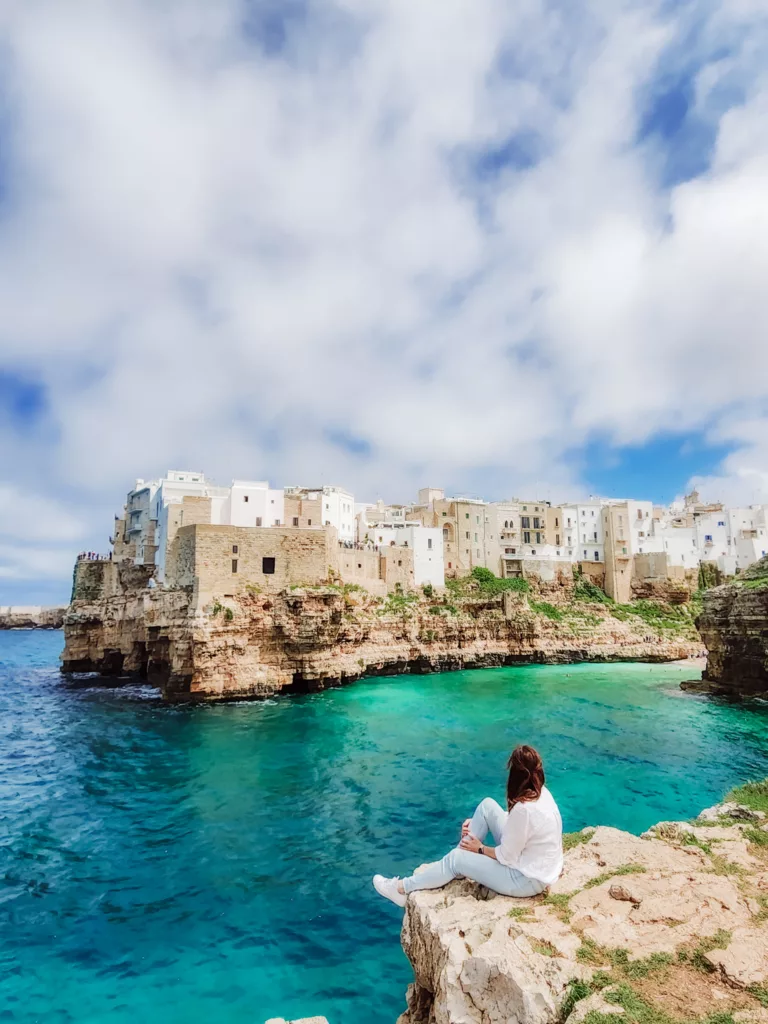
3 631 768 1024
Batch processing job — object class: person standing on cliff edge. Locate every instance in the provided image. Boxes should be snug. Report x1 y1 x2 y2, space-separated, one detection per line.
373 745 563 907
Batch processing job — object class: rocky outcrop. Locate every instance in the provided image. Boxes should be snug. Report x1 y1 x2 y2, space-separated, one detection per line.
397 799 768 1024
265 1018 328 1024
698 557 768 695
62 578 700 701
0 605 67 629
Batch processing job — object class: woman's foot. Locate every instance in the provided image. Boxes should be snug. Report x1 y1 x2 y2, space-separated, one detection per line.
373 874 407 907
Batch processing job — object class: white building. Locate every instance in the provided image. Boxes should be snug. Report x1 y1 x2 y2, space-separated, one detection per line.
366 522 444 588
224 481 285 529
559 501 605 563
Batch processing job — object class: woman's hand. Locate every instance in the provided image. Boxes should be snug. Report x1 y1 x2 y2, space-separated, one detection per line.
461 818 472 838
459 833 483 853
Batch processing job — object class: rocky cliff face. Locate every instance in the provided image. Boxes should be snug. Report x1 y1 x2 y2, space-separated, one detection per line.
397 798 768 1024
0 606 67 629
62 576 701 701
698 557 768 695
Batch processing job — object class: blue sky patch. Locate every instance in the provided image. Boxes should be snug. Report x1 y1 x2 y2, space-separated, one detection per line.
0 369 47 428
580 432 735 505
325 428 372 458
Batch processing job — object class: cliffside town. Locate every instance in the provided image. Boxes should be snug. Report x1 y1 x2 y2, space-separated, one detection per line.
59 468 739 697
106 470 768 606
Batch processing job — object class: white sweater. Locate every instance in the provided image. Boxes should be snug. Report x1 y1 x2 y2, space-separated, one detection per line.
496 786 563 884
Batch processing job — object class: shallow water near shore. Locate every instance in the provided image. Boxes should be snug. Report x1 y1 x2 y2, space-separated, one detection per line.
2 631 768 1024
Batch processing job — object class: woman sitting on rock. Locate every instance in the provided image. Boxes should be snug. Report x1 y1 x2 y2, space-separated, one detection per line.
373 745 563 907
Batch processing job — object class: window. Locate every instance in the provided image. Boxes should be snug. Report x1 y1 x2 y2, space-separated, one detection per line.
442 511 447 516
523 506 527 511
448 561 452 569
593 532 598 540
535 532 542 544
474 533 478 542
292 517 299 527
232 545 238 554
555 517 559 527
398 560 402 567
567 518 571 526
262 557 276 574
591 511 595 517
274 519 281 526
594 551 599 561
325 503 330 510
465 513 469 519
622 547 627 555
531 549 536 555
705 534 713 542
504 520 509 528
325 520 331 526
718 521 725 527
533 517 540 529
307 519 312 526
357 562 362 569
637 509 643 520
232 559 238 573
583 550 587 558
466 531 470 539
476 516 480 524
523 531 531 544
255 516 262 527
556 534 560 546
243 495 249 503
521 516 530 529
427 539 432 550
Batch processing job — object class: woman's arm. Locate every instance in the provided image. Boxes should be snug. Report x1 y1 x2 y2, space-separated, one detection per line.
459 833 499 859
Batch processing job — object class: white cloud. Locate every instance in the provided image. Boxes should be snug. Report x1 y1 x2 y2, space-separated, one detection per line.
1 0 768 595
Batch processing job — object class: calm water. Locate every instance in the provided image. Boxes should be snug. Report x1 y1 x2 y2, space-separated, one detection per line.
3 632 768 1024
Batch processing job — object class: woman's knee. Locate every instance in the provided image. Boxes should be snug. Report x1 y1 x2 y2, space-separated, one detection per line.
444 848 473 877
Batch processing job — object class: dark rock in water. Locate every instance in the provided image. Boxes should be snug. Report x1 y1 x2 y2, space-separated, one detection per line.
699 555 768 696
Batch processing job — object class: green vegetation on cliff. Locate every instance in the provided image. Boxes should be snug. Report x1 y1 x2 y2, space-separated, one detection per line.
726 779 768 813
733 556 768 591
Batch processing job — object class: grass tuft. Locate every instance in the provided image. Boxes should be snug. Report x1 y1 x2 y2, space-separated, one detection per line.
727 779 768 814
584 863 647 889
563 828 596 851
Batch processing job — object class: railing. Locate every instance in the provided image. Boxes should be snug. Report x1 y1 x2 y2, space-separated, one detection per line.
76 552 112 562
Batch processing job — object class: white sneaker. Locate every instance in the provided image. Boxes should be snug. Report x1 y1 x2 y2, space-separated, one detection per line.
373 874 407 908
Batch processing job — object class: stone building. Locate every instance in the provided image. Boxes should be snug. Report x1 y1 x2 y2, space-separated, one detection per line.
409 489 488 577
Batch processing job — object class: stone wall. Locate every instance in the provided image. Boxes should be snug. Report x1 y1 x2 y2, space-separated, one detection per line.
380 546 416 590
71 559 116 602
336 548 387 596
167 524 334 603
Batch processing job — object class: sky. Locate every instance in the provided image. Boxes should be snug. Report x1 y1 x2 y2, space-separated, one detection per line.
1 0 768 604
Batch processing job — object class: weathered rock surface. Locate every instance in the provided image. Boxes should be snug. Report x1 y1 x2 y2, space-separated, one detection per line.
61 577 699 701
265 1017 329 1024
396 803 768 1024
698 557 768 695
0 605 67 629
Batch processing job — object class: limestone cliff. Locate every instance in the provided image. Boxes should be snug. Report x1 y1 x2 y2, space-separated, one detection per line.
697 556 768 695
0 605 67 629
397 794 768 1024
62 572 701 701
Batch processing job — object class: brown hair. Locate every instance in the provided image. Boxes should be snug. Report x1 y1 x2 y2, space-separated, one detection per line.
506 745 545 809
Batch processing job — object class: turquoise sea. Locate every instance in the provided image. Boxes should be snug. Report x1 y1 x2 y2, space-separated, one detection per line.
3 631 768 1024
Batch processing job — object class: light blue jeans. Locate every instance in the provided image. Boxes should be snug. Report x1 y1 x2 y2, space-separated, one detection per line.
402 797 546 897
